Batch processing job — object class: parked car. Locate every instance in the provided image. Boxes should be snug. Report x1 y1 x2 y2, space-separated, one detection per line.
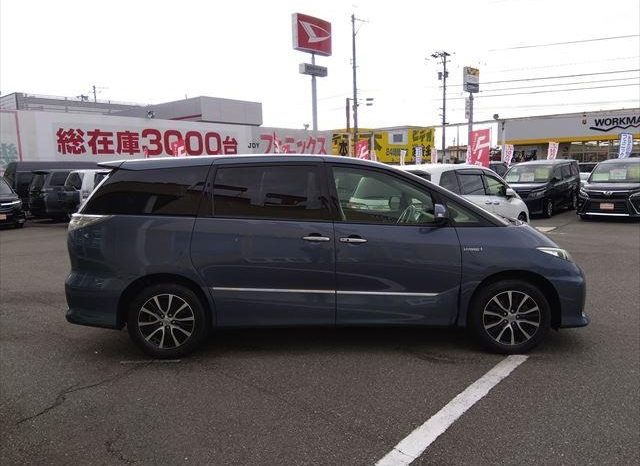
489 161 509 178
577 158 640 219
0 177 27 228
400 164 529 222
578 162 598 187
61 169 111 215
505 159 580 218
66 155 588 358
3 161 98 208
28 169 76 219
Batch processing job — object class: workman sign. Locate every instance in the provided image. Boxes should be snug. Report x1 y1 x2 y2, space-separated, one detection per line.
292 13 332 56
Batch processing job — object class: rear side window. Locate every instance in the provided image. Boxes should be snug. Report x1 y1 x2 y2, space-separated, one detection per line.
458 173 485 195
561 165 572 179
439 171 460 194
83 167 207 216
50 172 70 186
212 165 330 221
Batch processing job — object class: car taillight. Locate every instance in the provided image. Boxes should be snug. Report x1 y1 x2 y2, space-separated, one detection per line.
68 214 112 232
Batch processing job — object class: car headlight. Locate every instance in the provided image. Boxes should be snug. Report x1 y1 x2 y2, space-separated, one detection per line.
579 188 589 198
537 247 573 262
529 189 545 199
630 191 640 199
3 199 22 207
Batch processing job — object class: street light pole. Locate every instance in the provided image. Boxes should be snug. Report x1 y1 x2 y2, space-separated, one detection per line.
351 13 359 157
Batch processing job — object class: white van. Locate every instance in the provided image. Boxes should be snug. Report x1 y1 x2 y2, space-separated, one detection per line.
62 169 110 214
400 164 530 222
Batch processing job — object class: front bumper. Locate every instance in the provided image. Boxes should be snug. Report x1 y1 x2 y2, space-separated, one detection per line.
0 208 26 226
549 265 589 328
577 195 640 217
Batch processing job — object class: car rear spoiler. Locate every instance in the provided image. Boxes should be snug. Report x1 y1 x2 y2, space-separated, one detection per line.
98 160 126 169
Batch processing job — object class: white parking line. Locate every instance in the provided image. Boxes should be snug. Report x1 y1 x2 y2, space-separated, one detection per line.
535 226 557 232
375 355 528 466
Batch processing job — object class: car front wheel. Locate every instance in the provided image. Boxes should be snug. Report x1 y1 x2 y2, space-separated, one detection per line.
543 199 554 218
569 192 578 210
127 283 209 358
469 280 551 354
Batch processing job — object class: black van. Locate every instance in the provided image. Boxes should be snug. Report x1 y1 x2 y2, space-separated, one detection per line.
505 159 580 217
3 161 97 208
29 169 77 219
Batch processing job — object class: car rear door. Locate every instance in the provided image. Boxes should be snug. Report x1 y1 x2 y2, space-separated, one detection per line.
328 164 461 326
191 161 337 327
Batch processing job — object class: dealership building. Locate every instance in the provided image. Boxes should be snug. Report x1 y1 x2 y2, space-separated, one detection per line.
498 109 639 162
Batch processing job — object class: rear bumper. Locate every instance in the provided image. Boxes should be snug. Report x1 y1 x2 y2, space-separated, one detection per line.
65 272 126 329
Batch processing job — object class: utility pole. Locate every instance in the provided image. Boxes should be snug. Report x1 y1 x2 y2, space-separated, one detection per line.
431 51 450 161
351 13 358 157
345 97 351 133
92 85 97 103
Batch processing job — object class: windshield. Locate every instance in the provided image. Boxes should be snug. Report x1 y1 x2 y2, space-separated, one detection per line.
589 162 640 183
505 165 552 183
0 177 14 195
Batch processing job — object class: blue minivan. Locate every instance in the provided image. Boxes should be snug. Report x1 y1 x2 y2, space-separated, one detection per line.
65 155 588 358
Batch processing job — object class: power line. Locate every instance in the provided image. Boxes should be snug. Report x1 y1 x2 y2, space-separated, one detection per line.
449 77 639 95
448 99 640 112
447 83 639 100
492 55 640 73
446 69 639 88
488 34 640 52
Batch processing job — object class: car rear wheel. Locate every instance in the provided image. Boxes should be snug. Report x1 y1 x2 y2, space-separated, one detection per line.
469 280 551 354
543 199 553 218
127 283 209 358
517 212 528 222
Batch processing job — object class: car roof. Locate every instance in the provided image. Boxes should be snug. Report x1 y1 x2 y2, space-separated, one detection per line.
100 154 399 171
400 163 490 175
598 158 640 164
513 159 576 166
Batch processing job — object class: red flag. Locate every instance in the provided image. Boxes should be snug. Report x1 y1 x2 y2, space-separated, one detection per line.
355 139 370 159
468 129 491 167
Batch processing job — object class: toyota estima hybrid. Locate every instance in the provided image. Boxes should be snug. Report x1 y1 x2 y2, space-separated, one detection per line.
66 155 588 358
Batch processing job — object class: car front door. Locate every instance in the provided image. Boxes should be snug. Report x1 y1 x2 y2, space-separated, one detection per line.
191 162 336 327
456 169 494 212
329 164 462 326
483 172 519 219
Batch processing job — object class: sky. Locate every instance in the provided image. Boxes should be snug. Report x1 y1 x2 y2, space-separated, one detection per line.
1 0 639 146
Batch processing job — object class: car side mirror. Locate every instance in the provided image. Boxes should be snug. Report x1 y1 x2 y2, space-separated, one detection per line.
505 188 516 198
389 195 401 210
434 203 449 225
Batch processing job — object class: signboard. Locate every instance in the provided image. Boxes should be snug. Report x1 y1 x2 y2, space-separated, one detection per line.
415 145 423 164
618 132 633 158
499 110 640 144
292 13 332 56
299 63 328 77
399 149 407 165
430 147 438 164
468 129 491 167
547 141 559 160
503 144 515 166
463 67 480 93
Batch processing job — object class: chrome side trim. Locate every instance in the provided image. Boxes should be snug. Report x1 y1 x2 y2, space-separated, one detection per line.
337 290 439 297
211 287 440 297
212 287 334 294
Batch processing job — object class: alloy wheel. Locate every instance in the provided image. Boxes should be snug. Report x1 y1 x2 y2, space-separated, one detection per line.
137 294 195 349
482 290 542 346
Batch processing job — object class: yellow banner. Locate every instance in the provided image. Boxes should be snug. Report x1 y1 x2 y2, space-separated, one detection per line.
331 127 435 163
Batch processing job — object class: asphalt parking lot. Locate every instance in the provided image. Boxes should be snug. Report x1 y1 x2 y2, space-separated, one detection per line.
1 211 638 466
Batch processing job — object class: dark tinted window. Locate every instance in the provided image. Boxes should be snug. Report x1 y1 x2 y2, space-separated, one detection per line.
570 163 579 176
458 173 485 195
65 172 83 190
84 167 207 216
30 174 45 190
0 177 13 195
50 171 70 186
17 173 33 193
213 165 330 221
484 174 507 196
561 164 572 179
439 170 460 193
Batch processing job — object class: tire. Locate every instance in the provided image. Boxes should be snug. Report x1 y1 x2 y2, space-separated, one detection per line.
127 283 209 358
543 199 554 218
517 212 528 222
568 192 578 211
15 222 25 229
579 214 591 221
468 280 551 354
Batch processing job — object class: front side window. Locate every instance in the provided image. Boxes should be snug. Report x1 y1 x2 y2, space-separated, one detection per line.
83 167 207 216
439 170 460 194
458 173 485 195
0 178 13 195
333 166 435 224
50 172 70 186
484 174 507 196
213 165 330 221
561 165 572 179
64 173 83 190
30 174 45 191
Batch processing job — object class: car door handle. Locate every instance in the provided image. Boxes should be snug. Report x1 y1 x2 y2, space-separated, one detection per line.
493 201 500 205
302 235 331 242
485 201 493 205
340 237 367 244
